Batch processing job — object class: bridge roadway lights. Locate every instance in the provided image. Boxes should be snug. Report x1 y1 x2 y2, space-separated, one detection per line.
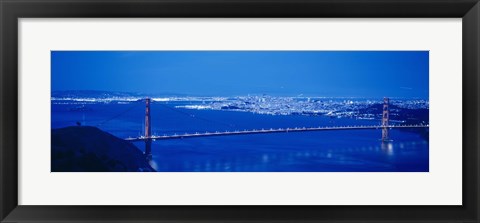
125 125 429 141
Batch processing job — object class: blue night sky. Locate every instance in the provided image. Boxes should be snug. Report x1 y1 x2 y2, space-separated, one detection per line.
51 51 429 98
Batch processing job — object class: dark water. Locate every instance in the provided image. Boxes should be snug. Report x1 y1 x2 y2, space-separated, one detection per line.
51 102 429 172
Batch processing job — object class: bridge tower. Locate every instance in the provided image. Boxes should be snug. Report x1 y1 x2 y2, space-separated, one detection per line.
144 98 152 160
381 97 389 141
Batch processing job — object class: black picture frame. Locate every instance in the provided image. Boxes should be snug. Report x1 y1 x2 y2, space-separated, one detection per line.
1 0 479 222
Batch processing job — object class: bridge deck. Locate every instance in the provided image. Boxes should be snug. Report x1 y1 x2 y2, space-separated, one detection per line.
125 125 429 142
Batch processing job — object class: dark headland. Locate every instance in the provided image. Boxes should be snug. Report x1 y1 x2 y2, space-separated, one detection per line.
51 126 155 172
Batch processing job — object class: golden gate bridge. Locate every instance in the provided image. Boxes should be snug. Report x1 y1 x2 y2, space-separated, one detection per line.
121 98 428 158
125 124 429 142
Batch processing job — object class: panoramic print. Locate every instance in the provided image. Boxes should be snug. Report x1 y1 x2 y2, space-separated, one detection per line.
51 51 429 172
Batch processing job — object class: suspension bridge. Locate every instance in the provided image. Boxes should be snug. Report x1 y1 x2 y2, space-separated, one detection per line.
124 124 429 142
113 97 428 158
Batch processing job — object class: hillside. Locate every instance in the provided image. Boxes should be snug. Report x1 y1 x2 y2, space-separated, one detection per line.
51 126 155 172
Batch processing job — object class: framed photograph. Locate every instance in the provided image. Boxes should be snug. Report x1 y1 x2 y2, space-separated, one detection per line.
1 0 479 222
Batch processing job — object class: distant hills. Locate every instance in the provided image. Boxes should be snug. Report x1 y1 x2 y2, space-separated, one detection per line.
51 90 146 99
358 103 429 124
51 90 195 98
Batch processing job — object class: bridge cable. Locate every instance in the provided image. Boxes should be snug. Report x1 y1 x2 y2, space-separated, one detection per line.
95 101 142 127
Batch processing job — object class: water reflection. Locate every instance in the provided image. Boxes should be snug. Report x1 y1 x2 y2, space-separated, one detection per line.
381 142 394 156
147 140 428 172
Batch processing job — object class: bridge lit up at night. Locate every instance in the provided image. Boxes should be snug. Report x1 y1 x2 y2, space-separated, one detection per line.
123 98 429 159
125 124 429 142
